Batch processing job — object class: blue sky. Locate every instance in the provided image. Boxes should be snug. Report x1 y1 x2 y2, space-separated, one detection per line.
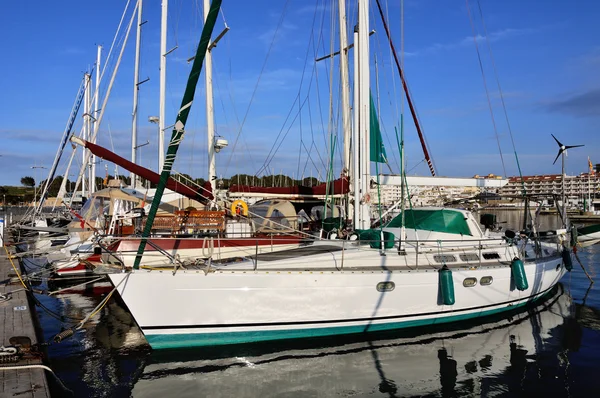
0 0 598 187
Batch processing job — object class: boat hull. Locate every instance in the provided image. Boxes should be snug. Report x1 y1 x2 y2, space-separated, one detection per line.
576 224 600 247
109 251 566 349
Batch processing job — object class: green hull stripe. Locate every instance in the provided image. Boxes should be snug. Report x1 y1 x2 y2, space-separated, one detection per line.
145 294 546 349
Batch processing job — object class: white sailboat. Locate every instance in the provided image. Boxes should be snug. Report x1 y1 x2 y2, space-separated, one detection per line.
107 0 572 349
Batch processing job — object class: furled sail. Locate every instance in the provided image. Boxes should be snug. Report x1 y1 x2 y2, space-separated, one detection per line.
70 136 213 202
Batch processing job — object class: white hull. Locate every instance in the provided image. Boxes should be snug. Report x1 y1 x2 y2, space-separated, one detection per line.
109 240 567 349
131 284 571 397
577 231 600 247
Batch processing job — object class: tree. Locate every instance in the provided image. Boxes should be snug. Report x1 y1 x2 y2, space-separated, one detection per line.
20 176 35 188
302 177 320 187
39 177 66 197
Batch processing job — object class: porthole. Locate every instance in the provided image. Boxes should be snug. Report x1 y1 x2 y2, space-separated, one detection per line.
377 281 395 292
463 277 477 287
460 253 479 262
433 254 457 263
482 252 500 260
480 276 493 286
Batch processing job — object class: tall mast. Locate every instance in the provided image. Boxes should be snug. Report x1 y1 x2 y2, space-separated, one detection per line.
204 0 216 195
352 26 360 227
338 0 351 177
158 0 168 172
82 72 91 199
91 45 102 194
338 0 352 222
87 69 94 194
131 0 143 188
356 0 371 230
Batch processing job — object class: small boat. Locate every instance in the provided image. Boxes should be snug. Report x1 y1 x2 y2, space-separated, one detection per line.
575 223 600 247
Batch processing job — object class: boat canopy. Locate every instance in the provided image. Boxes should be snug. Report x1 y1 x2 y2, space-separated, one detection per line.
249 200 299 233
386 209 472 236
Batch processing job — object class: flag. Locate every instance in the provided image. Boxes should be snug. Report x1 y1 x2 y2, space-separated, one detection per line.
589 157 594 175
369 93 387 163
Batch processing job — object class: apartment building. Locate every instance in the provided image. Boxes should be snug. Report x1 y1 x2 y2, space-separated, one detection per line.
499 174 599 197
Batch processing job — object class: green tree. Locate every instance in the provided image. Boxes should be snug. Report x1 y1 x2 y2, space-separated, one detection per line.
39 177 66 197
302 177 320 186
20 176 35 187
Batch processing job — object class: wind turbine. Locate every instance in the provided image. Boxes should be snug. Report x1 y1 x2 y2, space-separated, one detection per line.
551 134 584 224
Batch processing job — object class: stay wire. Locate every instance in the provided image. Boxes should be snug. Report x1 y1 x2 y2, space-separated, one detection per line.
224 0 292 174
476 0 526 192
465 0 507 177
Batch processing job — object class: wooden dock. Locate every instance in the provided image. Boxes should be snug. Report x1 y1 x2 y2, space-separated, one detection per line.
0 247 51 398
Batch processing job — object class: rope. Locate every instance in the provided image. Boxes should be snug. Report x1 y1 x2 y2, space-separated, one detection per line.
3 246 27 290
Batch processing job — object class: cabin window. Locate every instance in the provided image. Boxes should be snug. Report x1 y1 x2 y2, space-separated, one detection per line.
376 282 395 292
433 255 457 263
480 276 493 286
463 278 477 287
482 252 501 260
459 253 479 262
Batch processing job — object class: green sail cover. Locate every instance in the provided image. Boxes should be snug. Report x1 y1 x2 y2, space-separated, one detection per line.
386 209 472 236
369 93 387 163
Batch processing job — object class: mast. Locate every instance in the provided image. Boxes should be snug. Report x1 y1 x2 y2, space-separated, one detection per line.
91 45 102 194
356 0 371 230
132 0 222 270
71 3 139 200
131 0 143 188
204 0 216 196
35 74 87 214
82 72 91 199
158 0 168 172
338 0 352 222
338 0 351 177
352 26 360 227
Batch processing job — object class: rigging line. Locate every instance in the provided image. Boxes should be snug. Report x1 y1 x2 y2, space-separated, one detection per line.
223 0 292 173
259 95 314 176
259 0 327 179
465 0 507 178
307 95 327 172
373 0 436 177
311 1 332 167
326 0 337 189
296 0 326 180
256 95 301 176
220 37 259 177
371 16 401 172
476 0 525 191
106 122 120 178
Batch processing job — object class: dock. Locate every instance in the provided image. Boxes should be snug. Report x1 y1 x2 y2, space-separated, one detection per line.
0 246 51 397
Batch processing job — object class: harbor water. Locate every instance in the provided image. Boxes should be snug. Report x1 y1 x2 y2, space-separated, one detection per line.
23 210 600 397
